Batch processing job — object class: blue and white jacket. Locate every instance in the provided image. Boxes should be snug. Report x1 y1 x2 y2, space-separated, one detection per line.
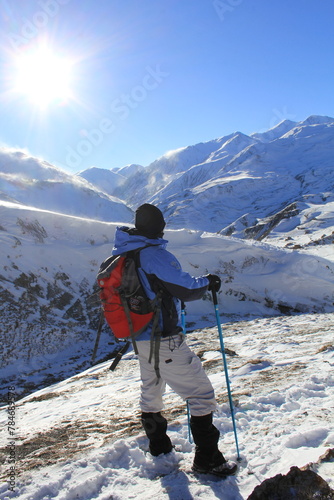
112 226 210 341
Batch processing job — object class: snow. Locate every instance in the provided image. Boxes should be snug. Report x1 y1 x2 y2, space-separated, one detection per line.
250 119 297 142
77 167 130 196
1 114 334 499
0 313 333 499
0 149 133 222
121 117 334 234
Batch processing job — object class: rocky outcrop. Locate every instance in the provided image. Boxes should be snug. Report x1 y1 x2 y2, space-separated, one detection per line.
245 203 300 241
247 464 334 500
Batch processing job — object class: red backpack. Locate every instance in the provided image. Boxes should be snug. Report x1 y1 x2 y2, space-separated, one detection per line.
96 249 160 341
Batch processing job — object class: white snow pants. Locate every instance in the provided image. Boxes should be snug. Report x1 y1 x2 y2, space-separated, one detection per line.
136 334 217 417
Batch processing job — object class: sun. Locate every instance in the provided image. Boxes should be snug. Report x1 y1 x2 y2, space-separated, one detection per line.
13 46 73 108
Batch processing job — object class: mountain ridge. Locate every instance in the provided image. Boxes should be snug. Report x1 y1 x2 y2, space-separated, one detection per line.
76 115 334 242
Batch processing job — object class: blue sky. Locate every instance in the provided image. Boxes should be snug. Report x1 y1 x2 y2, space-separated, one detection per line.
0 0 333 174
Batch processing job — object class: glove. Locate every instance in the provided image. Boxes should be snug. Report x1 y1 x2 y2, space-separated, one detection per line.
206 274 221 292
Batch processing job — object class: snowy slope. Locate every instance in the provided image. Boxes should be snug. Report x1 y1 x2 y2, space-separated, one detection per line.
0 312 333 499
0 201 121 399
1 199 334 403
0 148 133 222
0 149 73 182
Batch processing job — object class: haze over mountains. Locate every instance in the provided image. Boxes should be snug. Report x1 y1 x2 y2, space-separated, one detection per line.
0 114 334 401
0 149 132 222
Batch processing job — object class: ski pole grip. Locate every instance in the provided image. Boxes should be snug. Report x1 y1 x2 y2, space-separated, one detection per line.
211 288 218 306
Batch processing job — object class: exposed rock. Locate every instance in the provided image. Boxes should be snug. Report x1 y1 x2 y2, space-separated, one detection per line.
316 448 334 464
245 202 300 241
16 217 48 243
247 466 334 500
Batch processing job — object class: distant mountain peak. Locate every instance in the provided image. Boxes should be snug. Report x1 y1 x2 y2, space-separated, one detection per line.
301 114 334 125
251 119 297 142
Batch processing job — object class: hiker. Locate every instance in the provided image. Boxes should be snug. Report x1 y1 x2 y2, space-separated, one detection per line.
111 203 237 476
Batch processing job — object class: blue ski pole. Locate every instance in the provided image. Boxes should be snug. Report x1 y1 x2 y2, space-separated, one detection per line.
212 289 241 461
181 303 192 444
181 302 186 333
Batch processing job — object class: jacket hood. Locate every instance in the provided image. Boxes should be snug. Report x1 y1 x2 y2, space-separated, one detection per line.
112 226 168 256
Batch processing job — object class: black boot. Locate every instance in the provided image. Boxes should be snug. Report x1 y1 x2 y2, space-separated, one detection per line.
141 412 173 457
190 413 237 477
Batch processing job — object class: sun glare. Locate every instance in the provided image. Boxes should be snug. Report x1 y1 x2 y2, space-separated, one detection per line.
13 47 73 108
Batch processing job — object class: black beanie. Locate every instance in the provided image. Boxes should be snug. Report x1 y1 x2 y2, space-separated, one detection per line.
135 204 166 238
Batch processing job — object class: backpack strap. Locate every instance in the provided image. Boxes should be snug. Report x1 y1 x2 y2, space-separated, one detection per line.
109 341 131 371
118 290 141 354
133 246 164 379
148 291 163 379
134 248 166 380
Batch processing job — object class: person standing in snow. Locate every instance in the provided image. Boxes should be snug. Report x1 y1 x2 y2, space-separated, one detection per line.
111 204 237 476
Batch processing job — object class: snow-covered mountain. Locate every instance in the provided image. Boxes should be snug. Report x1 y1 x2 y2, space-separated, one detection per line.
0 148 133 222
160 117 334 238
78 115 334 243
77 164 144 196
